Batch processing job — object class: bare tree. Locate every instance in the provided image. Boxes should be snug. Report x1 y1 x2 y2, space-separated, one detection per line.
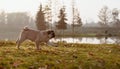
36 4 46 30
44 0 52 29
98 6 111 27
72 0 75 38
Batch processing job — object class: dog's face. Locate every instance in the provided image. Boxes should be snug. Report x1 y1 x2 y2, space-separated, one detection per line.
47 30 55 39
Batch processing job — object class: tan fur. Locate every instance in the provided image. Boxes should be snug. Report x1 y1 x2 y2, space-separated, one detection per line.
16 27 55 50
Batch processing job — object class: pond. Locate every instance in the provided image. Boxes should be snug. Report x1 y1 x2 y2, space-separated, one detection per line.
50 37 120 44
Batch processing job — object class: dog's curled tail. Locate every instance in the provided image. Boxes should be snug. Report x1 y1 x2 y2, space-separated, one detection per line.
23 26 29 31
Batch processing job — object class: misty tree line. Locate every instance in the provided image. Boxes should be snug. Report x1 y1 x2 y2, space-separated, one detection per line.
0 11 35 30
0 5 119 31
0 2 120 36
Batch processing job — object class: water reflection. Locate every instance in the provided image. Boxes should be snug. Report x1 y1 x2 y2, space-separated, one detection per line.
112 37 120 44
50 37 120 44
1 37 120 44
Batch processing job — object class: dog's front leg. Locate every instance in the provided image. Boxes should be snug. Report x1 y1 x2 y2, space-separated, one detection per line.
35 40 41 50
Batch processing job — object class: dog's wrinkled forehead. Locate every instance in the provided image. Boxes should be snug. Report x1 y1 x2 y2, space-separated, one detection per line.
47 30 55 38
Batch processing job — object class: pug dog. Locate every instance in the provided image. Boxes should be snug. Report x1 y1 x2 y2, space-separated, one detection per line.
16 27 56 50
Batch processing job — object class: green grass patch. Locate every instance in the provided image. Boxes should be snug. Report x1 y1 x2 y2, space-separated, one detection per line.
0 41 120 69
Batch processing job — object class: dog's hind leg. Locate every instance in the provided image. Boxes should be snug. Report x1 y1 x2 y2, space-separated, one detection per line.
16 37 26 49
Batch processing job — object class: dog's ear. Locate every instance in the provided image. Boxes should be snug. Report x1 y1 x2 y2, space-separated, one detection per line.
51 30 55 38
47 30 55 38
47 30 52 35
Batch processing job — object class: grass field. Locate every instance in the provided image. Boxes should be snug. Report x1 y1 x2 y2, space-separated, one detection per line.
0 41 120 69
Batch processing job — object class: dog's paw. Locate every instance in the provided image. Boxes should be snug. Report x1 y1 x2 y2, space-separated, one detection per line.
53 44 58 47
36 48 42 51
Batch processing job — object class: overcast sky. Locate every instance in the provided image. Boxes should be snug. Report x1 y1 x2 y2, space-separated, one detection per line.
0 0 120 23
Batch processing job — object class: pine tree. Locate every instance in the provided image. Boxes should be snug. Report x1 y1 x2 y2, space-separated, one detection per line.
72 9 82 27
36 4 46 30
56 7 67 30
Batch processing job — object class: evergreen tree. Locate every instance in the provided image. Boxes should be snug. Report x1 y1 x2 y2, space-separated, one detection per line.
36 4 46 30
72 9 82 27
56 7 67 30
